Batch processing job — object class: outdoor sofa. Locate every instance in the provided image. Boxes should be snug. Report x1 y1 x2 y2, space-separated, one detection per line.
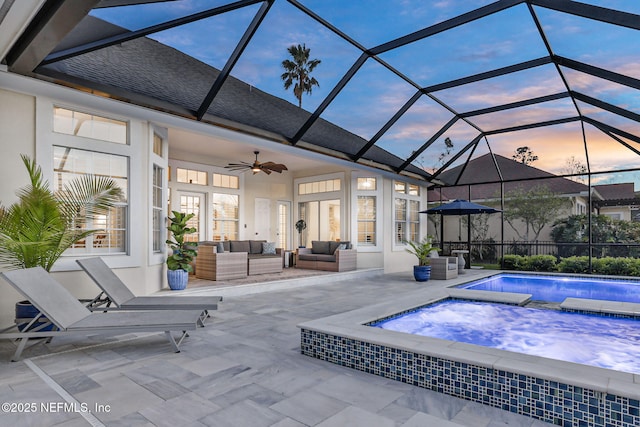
296 240 357 272
195 240 284 281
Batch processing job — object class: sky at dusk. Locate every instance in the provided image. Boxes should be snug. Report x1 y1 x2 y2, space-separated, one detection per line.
91 0 640 186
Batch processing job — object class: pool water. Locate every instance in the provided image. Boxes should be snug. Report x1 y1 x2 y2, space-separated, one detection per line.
372 300 640 374
459 274 640 303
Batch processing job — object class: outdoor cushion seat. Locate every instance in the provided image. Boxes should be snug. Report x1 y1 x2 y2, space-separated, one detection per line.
0 267 201 361
297 254 336 263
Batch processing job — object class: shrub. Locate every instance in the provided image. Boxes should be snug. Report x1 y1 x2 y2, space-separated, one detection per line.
592 257 640 276
557 256 590 274
527 255 557 272
501 254 527 270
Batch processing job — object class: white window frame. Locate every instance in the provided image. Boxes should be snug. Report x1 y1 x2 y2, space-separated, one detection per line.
149 125 168 265
393 179 425 250
351 171 382 252
36 98 142 270
168 159 244 241
294 172 347 243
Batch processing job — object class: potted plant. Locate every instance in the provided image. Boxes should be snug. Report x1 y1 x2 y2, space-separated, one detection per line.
405 236 439 282
0 155 122 328
166 211 198 290
295 219 307 248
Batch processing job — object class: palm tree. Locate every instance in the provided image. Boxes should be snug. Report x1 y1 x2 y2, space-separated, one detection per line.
281 43 321 108
0 155 123 271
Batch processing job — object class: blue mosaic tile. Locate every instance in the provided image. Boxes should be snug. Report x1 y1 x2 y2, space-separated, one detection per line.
301 328 640 427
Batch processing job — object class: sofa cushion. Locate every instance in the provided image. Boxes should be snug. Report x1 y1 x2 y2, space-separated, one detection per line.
333 243 347 253
217 242 225 253
262 241 276 255
248 253 280 259
329 241 351 253
298 253 336 262
314 254 337 262
230 240 250 253
312 241 331 254
222 241 231 252
250 240 265 254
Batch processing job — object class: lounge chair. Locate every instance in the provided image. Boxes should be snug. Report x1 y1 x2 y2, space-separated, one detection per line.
0 267 202 361
77 257 221 326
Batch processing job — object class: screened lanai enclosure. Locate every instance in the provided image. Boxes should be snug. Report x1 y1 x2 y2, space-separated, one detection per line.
4 0 640 268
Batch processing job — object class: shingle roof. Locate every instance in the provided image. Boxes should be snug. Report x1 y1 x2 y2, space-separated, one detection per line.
428 153 589 201
40 16 427 178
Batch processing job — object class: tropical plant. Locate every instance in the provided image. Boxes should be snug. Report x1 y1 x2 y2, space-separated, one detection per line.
0 155 123 271
281 43 321 108
405 236 438 266
166 211 198 271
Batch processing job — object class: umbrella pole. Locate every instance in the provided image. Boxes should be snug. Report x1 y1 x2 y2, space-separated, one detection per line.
440 213 444 252
467 213 471 269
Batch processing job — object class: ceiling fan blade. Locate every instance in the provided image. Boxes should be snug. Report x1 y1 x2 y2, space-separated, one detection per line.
261 162 288 173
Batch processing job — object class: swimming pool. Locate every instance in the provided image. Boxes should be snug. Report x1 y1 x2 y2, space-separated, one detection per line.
458 273 640 303
372 299 640 374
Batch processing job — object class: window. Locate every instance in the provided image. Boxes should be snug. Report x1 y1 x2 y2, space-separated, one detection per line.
180 195 201 243
176 167 207 185
394 181 421 245
357 177 376 190
395 181 419 196
153 133 163 157
53 146 128 254
212 193 239 240
213 173 239 189
152 165 163 252
298 178 341 195
53 107 127 144
357 196 376 245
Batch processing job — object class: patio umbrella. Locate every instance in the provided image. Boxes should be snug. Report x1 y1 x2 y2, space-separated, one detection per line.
421 199 501 268
421 199 501 216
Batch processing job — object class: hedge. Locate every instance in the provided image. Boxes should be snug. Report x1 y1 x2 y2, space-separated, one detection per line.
500 255 640 276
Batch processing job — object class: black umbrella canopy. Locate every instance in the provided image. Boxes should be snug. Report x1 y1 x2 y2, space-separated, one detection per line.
421 199 501 215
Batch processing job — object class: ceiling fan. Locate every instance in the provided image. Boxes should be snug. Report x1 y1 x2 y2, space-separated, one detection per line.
225 151 288 175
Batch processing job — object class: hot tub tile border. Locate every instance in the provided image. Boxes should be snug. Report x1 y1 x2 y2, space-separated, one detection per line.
300 328 640 427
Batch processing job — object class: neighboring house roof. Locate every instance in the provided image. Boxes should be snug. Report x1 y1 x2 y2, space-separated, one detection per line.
592 183 636 200
592 183 639 207
40 16 427 178
428 154 590 202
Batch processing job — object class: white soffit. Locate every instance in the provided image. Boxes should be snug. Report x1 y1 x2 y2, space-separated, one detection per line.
0 0 44 63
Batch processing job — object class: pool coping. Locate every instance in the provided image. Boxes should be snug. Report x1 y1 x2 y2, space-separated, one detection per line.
298 271 640 401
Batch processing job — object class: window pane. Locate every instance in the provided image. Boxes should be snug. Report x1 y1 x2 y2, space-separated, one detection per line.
53 107 127 144
212 193 239 240
357 196 376 245
153 133 163 157
357 177 376 190
152 165 163 252
176 167 207 185
53 146 128 255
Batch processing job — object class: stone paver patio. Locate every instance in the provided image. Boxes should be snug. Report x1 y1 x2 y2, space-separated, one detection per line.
0 270 551 426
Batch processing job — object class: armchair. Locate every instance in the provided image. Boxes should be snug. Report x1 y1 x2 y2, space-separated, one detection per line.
430 256 458 280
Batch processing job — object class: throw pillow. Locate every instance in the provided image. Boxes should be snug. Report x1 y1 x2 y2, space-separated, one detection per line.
262 242 276 255
333 243 347 254
216 242 225 253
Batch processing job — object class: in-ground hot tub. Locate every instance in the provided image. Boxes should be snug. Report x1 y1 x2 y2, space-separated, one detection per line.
298 274 640 427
